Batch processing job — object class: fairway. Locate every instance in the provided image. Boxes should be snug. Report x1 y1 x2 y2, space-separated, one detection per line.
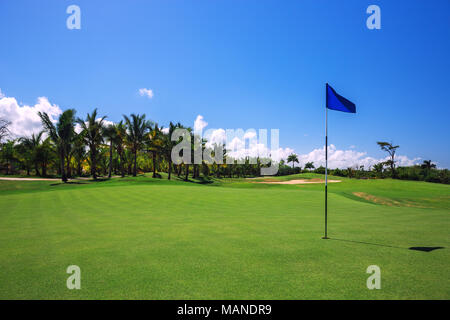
0 174 448 299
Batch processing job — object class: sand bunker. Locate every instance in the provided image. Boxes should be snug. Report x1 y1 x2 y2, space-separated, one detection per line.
255 179 341 184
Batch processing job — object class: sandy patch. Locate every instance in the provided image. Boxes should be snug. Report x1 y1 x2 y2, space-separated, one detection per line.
0 175 121 182
255 179 341 185
0 177 59 181
353 192 425 208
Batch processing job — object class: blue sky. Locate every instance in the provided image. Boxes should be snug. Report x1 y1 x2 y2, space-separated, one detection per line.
1 0 449 167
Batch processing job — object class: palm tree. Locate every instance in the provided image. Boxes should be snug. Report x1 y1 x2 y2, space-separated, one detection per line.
73 132 86 177
77 109 106 180
161 122 182 180
372 162 384 177
287 153 299 169
39 109 76 182
18 131 44 176
304 161 315 171
37 137 54 177
146 123 164 178
123 114 152 177
421 160 436 170
114 121 127 177
103 124 117 178
376 141 399 177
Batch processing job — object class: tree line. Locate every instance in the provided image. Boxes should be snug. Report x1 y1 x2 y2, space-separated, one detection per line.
1 111 448 184
281 142 449 184
0 109 273 182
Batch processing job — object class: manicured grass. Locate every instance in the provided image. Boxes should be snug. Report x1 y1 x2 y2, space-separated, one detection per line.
0 174 448 299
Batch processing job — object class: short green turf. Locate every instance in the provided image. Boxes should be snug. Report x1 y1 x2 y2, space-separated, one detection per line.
0 174 448 299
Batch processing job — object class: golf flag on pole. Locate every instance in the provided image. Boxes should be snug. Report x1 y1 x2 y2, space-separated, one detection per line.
326 83 356 113
323 83 356 239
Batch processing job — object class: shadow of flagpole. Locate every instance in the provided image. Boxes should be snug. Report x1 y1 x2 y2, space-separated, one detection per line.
329 238 445 252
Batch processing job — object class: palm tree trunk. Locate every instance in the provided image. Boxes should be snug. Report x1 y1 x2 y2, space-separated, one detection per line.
91 148 97 180
185 163 189 181
77 161 82 176
66 155 71 178
119 153 125 177
35 163 41 176
168 159 172 180
152 151 156 178
60 150 67 183
108 141 113 178
133 150 137 176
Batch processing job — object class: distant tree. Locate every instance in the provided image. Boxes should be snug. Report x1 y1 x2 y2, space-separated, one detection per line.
77 109 106 180
347 167 354 178
19 131 44 176
372 162 384 177
39 109 76 182
377 141 399 177
421 160 436 170
304 161 315 171
287 154 299 169
123 114 152 177
1 140 16 175
36 137 54 177
0 119 11 143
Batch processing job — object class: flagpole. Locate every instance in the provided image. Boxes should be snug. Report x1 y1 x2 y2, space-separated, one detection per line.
323 84 329 239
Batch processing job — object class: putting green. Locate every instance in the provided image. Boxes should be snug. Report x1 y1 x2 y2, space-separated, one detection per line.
0 174 448 299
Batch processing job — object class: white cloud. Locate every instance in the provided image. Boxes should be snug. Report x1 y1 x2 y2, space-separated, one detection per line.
194 115 208 133
0 94 62 138
296 144 421 169
139 88 154 99
161 127 169 134
204 128 226 147
198 115 294 162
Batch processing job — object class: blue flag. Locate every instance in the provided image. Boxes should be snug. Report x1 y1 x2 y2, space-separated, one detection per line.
326 83 356 113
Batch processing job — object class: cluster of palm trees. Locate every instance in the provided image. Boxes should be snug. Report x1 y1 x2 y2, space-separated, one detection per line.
286 153 315 171
1 109 271 182
34 108 181 182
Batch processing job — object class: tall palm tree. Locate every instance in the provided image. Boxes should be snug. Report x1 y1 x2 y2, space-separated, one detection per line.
114 121 127 177
77 109 106 180
103 124 117 178
146 123 164 178
377 141 399 177
161 122 182 180
72 132 86 177
287 153 299 169
39 109 76 182
123 114 152 177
